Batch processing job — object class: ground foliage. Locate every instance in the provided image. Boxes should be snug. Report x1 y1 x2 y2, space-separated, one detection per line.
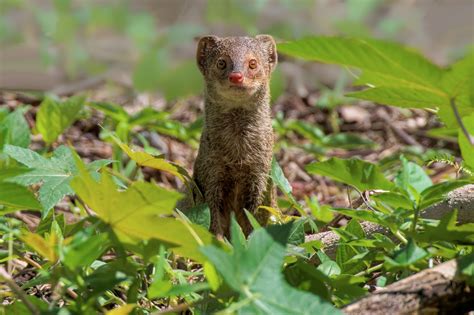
1 2 474 314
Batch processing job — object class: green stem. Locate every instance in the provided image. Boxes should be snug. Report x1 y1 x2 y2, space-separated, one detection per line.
394 230 408 244
450 98 474 146
355 263 383 277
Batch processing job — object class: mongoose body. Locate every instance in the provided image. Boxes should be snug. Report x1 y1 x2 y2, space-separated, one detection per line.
191 35 277 236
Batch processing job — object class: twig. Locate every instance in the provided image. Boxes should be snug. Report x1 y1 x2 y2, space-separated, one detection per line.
21 254 42 270
0 266 40 315
450 98 474 146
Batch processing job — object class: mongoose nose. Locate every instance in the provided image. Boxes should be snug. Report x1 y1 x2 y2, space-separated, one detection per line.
228 72 244 84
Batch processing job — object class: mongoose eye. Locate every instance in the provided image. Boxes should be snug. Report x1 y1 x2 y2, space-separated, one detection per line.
249 59 257 69
217 59 226 70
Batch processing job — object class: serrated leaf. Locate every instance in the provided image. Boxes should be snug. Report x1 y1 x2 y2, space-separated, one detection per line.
278 36 474 131
306 157 394 191
347 86 447 109
36 96 85 144
201 224 339 314
4 145 111 214
278 36 444 92
70 154 215 262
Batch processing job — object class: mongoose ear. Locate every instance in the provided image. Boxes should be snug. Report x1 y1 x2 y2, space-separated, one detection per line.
256 35 277 73
196 35 219 74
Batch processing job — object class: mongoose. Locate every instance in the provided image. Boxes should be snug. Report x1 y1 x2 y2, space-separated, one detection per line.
188 35 277 237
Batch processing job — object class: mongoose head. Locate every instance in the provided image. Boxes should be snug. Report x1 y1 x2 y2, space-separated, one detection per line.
196 35 277 103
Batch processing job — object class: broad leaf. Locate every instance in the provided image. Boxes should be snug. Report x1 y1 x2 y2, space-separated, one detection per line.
70 155 215 262
116 139 191 183
306 157 394 191
371 192 414 211
4 145 111 214
201 223 339 314
36 96 85 144
278 37 444 92
385 239 428 267
0 108 30 149
0 182 41 211
347 86 447 109
395 157 432 194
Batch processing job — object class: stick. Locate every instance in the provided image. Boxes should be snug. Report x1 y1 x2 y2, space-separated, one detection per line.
0 266 40 315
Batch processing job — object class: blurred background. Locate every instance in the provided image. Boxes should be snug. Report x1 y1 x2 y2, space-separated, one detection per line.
1 0 473 95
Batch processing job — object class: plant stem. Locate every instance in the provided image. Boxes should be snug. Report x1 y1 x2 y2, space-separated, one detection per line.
411 207 419 234
355 263 383 277
394 230 408 244
450 98 474 146
0 266 40 315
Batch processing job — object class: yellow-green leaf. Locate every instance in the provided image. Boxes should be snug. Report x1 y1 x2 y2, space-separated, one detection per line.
70 154 215 262
105 304 136 315
22 232 58 262
115 138 191 183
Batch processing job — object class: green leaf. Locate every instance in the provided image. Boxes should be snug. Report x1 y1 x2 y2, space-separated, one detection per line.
36 96 85 144
0 108 30 150
347 86 448 109
317 260 341 277
332 208 391 229
278 36 444 92
322 133 375 149
70 154 215 262
458 253 474 285
284 260 331 300
419 180 471 210
63 232 109 269
5 145 110 214
271 158 305 214
385 239 428 267
442 51 474 100
306 196 334 223
306 157 394 191
395 156 432 194
0 182 41 211
414 209 474 244
201 224 339 314
116 138 191 183
183 203 211 230
371 192 414 211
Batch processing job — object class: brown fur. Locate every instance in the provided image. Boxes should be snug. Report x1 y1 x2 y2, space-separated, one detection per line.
180 35 277 237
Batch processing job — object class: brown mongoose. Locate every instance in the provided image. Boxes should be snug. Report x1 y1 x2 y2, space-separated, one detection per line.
186 35 278 237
